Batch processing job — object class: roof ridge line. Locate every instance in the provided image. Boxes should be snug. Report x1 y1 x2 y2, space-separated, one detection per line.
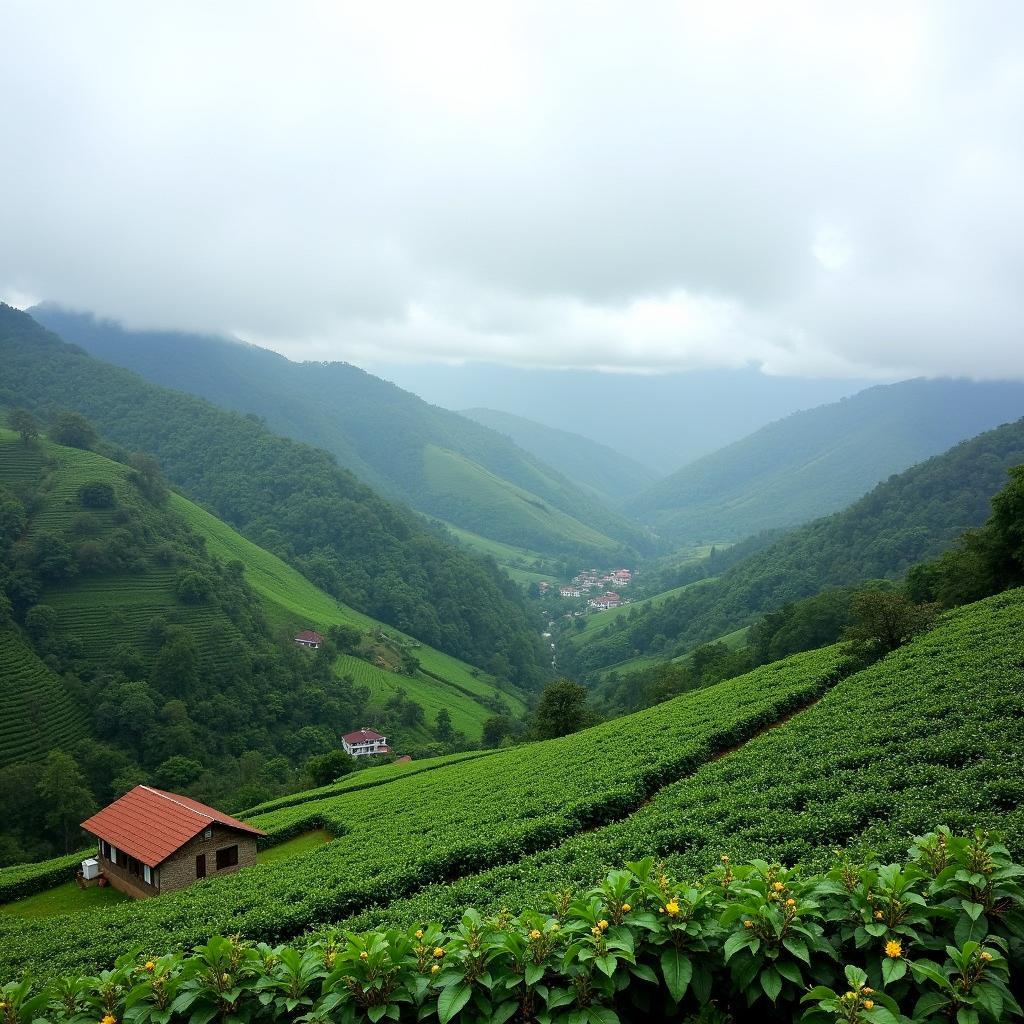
139 785 216 822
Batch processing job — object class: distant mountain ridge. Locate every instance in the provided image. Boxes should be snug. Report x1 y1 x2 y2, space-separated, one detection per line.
627 377 1024 545
459 407 658 500
29 306 652 562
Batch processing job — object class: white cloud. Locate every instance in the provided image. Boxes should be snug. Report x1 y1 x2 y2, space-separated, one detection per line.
1 0 1022 378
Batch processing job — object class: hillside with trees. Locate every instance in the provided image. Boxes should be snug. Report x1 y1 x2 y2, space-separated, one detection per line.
0 305 548 686
29 306 652 562
627 377 1024 545
563 414 1024 677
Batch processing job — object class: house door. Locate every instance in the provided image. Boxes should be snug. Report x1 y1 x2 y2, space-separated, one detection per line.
196 854 206 879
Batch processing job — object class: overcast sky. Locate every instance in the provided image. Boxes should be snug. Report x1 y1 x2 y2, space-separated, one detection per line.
2 1 1022 378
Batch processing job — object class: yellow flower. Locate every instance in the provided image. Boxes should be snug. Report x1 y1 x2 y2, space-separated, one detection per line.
980 950 993 962
621 903 632 913
862 987 874 995
721 854 729 863
415 929 424 939
359 951 368 961
591 926 602 936
743 920 753 929
874 911 884 920
550 923 560 931
101 1017 117 1024
433 947 445 958
885 939 903 959
530 929 542 940
658 906 665 914
864 1000 874 1010
144 961 155 972
598 919 609 930
431 964 440 974
772 882 785 892
785 898 796 907
665 900 680 917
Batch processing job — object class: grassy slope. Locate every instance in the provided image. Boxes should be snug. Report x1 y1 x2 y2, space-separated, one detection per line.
0 644 847 976
440 522 560 586
423 445 621 555
173 494 527 730
340 587 1024 933
459 406 658 501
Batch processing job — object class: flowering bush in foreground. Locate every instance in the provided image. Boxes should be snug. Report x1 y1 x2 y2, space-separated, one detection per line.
2 829 1022 1024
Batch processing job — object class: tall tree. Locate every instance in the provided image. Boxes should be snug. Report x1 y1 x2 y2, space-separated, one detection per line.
8 408 39 444
533 680 595 740
37 751 96 853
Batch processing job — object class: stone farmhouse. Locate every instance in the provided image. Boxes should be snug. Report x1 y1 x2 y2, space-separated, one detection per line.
79 785 265 898
294 629 324 649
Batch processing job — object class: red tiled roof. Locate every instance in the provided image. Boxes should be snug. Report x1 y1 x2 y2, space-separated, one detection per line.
343 728 385 742
295 630 324 643
80 786 266 867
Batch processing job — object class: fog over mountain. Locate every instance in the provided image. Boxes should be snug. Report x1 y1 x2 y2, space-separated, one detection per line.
2 2 1023 382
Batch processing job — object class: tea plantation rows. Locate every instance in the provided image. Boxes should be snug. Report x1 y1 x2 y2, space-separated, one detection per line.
0 645 846 978
0 630 85 770
336 589 1024 939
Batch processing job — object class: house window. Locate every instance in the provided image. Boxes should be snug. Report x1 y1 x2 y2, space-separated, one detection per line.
204 827 213 840
144 865 152 885
101 840 111 860
216 844 239 870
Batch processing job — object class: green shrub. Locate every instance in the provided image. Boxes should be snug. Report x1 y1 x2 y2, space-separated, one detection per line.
2 830 1021 1023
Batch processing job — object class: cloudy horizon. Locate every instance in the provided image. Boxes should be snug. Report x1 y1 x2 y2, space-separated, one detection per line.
2 1 1023 380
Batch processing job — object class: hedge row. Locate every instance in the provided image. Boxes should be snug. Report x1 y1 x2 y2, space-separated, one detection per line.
3 830 1022 1023
337 590 1024 937
0 646 848 979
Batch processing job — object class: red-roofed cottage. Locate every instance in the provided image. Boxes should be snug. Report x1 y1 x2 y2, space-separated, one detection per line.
294 629 325 649
342 727 390 757
80 786 266 898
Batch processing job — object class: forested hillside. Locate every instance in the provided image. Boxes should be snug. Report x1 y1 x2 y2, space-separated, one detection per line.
628 377 1024 544
460 406 658 500
30 306 651 561
564 414 1024 676
0 305 548 685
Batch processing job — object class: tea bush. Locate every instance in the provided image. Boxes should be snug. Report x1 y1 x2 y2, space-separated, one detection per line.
2 830 1022 1023
0 647 847 979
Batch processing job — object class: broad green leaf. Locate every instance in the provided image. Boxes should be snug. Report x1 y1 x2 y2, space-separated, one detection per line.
660 948 692 1003
437 981 473 1024
760 966 782 1003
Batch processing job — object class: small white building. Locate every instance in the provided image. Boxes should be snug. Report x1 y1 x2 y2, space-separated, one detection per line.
559 586 582 598
294 630 325 649
342 728 391 757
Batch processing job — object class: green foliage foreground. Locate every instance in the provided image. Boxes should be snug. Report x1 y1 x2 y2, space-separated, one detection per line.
2 829 1022 1023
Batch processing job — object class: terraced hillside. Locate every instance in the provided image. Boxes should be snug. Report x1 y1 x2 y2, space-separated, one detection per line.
0 630 86 769
0 432 251 677
342 587 1024 936
0 643 849 976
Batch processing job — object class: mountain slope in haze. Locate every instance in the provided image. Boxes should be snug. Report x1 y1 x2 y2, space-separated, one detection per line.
460 406 659 501
29 306 651 561
627 377 1024 545
563 414 1024 676
367 360 877 472
0 305 548 685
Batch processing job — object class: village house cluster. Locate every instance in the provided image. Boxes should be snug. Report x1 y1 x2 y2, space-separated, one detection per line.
556 567 632 610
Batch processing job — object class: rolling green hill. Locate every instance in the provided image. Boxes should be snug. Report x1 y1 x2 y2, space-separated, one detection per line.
0 304 548 686
29 306 652 562
3 586 1024 983
564 414 1024 676
460 406 659 501
628 377 1024 545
